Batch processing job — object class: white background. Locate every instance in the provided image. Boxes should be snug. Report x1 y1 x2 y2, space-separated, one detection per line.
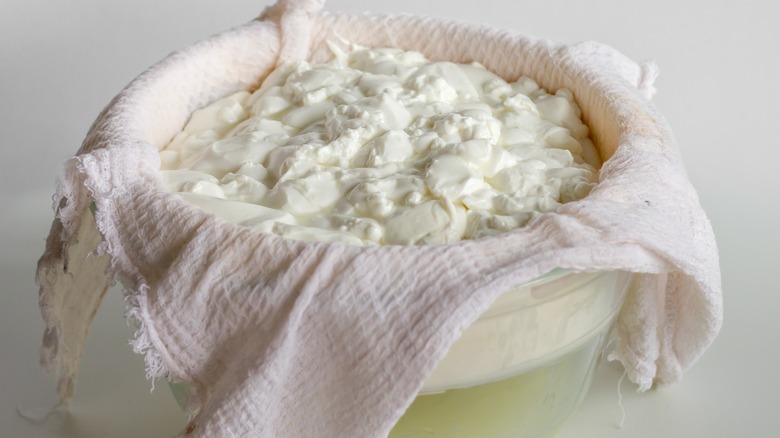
1 0 777 437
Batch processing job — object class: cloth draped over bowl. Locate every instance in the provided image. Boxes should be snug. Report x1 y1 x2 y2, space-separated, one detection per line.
36 0 722 436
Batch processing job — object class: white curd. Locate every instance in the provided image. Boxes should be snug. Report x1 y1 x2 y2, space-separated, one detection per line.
159 45 599 245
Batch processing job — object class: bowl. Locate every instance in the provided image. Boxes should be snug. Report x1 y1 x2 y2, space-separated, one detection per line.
169 269 633 437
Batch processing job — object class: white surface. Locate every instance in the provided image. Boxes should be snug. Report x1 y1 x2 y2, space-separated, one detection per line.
1 1 777 437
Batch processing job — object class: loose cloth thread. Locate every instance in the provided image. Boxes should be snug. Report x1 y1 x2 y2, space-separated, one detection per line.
36 1 722 437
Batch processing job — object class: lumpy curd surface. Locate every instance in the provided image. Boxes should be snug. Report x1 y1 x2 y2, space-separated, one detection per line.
159 45 599 245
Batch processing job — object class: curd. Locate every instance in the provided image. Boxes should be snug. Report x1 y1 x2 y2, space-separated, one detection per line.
159 45 599 245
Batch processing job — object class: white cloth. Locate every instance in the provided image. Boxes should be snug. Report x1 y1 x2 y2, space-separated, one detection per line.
36 1 722 436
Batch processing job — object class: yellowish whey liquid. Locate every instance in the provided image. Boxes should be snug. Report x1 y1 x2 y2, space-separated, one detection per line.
387 327 607 438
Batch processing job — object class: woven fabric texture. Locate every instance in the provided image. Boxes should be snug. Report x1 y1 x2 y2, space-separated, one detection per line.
36 1 722 436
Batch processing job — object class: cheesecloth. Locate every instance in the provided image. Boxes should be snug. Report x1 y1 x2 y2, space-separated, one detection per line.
36 0 723 436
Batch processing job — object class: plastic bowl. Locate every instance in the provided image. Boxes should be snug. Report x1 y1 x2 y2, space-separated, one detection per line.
170 269 633 438
389 269 632 437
